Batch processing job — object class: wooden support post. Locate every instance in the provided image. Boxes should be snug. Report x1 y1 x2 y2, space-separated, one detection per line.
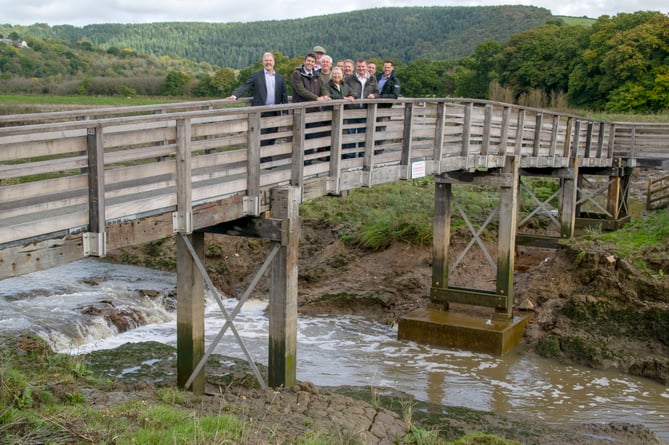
494 156 519 320
268 186 300 388
176 231 205 394
560 160 578 239
431 181 452 309
607 175 622 220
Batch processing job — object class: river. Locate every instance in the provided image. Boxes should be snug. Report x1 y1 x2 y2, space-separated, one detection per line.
1 258 667 442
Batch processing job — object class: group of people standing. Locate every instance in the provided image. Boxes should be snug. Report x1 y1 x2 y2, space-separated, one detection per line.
227 46 401 161
291 46 401 106
227 45 400 112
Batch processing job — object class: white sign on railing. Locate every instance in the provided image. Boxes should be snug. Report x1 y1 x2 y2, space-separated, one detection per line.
412 160 426 179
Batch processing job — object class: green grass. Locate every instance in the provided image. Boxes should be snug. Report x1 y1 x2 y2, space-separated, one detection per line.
0 94 181 107
301 178 500 251
569 209 669 277
584 111 669 123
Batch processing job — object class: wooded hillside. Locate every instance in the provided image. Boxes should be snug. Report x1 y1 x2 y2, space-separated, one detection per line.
0 6 553 68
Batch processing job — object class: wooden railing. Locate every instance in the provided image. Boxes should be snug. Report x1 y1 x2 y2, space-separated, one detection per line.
647 174 669 210
1 98 667 260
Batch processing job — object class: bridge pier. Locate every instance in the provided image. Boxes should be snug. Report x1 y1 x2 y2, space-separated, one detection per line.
398 157 531 355
175 186 300 392
176 232 206 394
575 163 633 231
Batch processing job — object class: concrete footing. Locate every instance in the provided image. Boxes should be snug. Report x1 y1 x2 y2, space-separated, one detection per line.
398 308 532 355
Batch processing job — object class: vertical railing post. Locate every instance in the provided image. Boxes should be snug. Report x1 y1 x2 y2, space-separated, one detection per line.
400 102 414 179
83 125 107 257
584 121 593 159
572 119 582 159
596 122 605 159
173 118 192 234
532 112 543 157
549 114 559 158
245 111 261 216
607 123 616 159
499 105 511 156
461 102 473 162
362 103 378 185
327 104 344 194
563 116 574 158
514 108 526 156
481 104 492 156
291 108 306 194
433 101 446 173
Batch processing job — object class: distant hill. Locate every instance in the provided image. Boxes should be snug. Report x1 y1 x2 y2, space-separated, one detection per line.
1 6 555 69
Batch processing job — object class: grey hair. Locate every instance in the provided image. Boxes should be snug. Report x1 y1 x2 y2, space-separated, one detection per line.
320 54 333 64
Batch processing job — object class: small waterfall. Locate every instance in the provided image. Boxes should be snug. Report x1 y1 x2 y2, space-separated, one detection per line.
0 259 177 352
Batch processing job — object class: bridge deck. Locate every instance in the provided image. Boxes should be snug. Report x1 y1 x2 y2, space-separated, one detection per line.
1 98 667 278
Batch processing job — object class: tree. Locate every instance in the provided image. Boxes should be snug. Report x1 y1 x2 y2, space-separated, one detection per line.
163 70 192 96
453 41 503 98
496 22 587 103
397 59 453 97
568 11 669 112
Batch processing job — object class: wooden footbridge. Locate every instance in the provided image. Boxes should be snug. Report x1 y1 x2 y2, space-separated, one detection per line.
1 98 667 392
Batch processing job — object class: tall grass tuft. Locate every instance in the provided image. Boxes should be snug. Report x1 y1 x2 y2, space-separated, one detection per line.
301 178 499 251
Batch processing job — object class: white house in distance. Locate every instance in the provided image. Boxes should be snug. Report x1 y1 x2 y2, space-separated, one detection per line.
0 38 29 48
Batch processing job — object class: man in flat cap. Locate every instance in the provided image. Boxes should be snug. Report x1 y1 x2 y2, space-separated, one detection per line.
313 45 326 72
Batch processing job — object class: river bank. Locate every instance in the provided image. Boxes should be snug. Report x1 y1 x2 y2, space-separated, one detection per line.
2 169 667 443
2 332 666 445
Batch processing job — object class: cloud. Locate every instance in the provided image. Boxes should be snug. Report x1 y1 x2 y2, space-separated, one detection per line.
1 0 666 26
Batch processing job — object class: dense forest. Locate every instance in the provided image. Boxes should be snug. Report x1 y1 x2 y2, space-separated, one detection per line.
1 8 667 113
0 6 553 68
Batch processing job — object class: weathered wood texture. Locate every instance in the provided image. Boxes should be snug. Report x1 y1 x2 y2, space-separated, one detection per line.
1 99 668 278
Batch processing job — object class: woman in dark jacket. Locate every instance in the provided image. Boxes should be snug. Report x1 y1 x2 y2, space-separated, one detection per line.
326 67 355 101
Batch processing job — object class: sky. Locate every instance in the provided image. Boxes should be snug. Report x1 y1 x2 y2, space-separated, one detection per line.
1 0 666 27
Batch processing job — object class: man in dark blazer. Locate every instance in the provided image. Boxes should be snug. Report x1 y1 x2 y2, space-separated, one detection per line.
228 52 288 107
228 52 288 160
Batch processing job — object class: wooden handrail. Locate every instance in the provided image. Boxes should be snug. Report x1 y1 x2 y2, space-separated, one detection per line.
647 174 669 210
0 98 667 260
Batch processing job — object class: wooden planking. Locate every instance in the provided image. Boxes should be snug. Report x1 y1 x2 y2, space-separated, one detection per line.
105 144 176 164
0 174 88 203
0 135 88 162
0 210 88 244
0 154 88 180
0 190 88 220
103 124 176 149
